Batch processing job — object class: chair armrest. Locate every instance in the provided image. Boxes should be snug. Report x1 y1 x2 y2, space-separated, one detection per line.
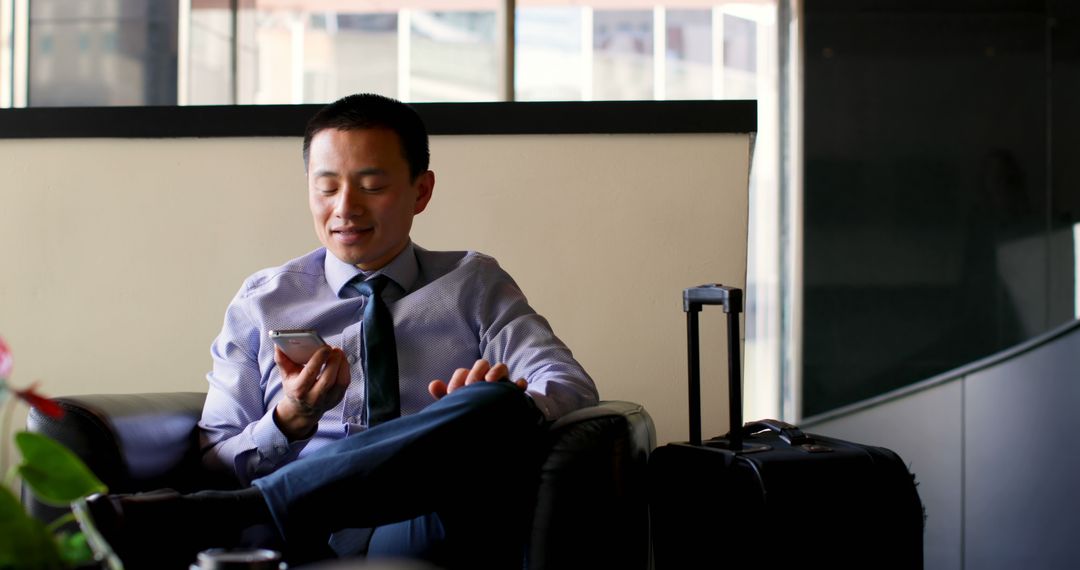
528 400 656 570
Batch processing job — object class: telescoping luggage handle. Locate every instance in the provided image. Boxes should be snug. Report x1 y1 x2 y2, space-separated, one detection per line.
683 284 744 448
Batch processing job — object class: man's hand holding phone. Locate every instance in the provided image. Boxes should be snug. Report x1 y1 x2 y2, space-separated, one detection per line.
269 330 351 441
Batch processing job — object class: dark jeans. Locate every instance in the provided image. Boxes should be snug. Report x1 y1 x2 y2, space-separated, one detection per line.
252 381 547 568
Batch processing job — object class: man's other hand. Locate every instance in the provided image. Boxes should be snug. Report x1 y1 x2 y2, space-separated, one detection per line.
273 346 351 440
428 359 527 400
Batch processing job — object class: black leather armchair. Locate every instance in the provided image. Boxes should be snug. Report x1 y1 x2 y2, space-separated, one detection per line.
26 393 655 569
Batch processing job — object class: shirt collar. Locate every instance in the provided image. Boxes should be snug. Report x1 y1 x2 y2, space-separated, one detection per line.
324 242 419 297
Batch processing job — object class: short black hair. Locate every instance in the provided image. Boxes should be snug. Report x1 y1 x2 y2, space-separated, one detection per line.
302 93 430 180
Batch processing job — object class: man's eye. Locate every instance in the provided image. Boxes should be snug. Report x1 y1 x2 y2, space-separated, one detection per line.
362 186 387 193
317 187 337 195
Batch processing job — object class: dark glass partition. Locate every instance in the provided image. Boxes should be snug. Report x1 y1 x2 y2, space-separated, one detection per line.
803 0 1079 416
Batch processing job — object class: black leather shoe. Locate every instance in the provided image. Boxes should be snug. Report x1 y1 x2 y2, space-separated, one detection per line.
84 489 239 570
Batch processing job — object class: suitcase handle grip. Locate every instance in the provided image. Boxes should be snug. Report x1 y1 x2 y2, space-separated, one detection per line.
683 284 743 313
741 419 811 446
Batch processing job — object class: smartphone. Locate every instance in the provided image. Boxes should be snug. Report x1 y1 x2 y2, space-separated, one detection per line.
268 329 327 364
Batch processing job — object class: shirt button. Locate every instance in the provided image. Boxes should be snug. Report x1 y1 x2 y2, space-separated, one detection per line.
347 354 357 365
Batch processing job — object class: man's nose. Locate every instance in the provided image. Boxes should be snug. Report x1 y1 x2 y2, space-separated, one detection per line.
333 185 363 218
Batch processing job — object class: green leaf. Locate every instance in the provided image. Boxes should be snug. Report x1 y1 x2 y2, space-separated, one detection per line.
55 531 94 565
0 484 66 569
15 431 108 505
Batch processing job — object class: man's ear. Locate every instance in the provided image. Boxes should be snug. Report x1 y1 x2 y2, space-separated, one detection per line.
413 170 435 215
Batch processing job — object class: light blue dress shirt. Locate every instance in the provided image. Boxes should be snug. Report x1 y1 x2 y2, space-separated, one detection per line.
199 242 598 484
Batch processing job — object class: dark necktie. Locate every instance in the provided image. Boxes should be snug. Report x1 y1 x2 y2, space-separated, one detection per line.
354 275 400 425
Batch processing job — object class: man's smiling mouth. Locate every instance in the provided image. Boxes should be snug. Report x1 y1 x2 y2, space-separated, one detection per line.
331 227 373 244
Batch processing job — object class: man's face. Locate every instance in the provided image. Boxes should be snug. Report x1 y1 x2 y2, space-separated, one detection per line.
308 128 433 270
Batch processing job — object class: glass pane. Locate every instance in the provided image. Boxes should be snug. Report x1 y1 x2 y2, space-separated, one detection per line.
1 1 12 107
247 10 291 104
188 5 233 105
516 6 583 101
331 13 398 99
666 9 711 100
236 1 255 104
721 12 757 99
593 9 652 100
28 0 178 107
1051 11 1080 324
242 6 398 105
409 10 497 102
221 3 504 104
802 4 1055 416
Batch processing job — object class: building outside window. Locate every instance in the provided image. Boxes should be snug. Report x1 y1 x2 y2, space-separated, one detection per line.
27 0 178 106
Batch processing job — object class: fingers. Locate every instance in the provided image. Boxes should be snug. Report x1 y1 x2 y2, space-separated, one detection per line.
477 361 523 389
446 366 470 394
274 346 302 376
310 348 344 398
430 361 527 401
437 362 483 398
274 346 330 436
485 362 509 382
428 380 448 400
323 348 351 408
287 346 331 396
465 359 491 385
334 349 351 390
316 349 353 410
430 360 491 401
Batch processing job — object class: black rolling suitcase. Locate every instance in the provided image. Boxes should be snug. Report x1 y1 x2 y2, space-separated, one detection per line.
649 285 923 569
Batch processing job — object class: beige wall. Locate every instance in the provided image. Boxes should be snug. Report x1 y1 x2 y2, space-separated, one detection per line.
0 132 749 447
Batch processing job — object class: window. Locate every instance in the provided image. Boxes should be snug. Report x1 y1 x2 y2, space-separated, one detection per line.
0 0 785 422
516 6 583 101
28 0 178 107
1 0 14 107
665 9 712 100
4 1 774 107
592 9 653 100
186 2 499 105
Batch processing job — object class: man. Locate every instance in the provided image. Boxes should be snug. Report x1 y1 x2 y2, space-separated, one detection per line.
89 94 597 569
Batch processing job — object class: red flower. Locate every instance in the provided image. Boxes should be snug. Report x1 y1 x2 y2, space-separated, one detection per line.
0 335 12 379
0 336 64 418
13 382 65 419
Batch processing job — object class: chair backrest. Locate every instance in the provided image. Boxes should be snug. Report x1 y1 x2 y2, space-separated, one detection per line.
26 394 656 570
24 392 214 522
